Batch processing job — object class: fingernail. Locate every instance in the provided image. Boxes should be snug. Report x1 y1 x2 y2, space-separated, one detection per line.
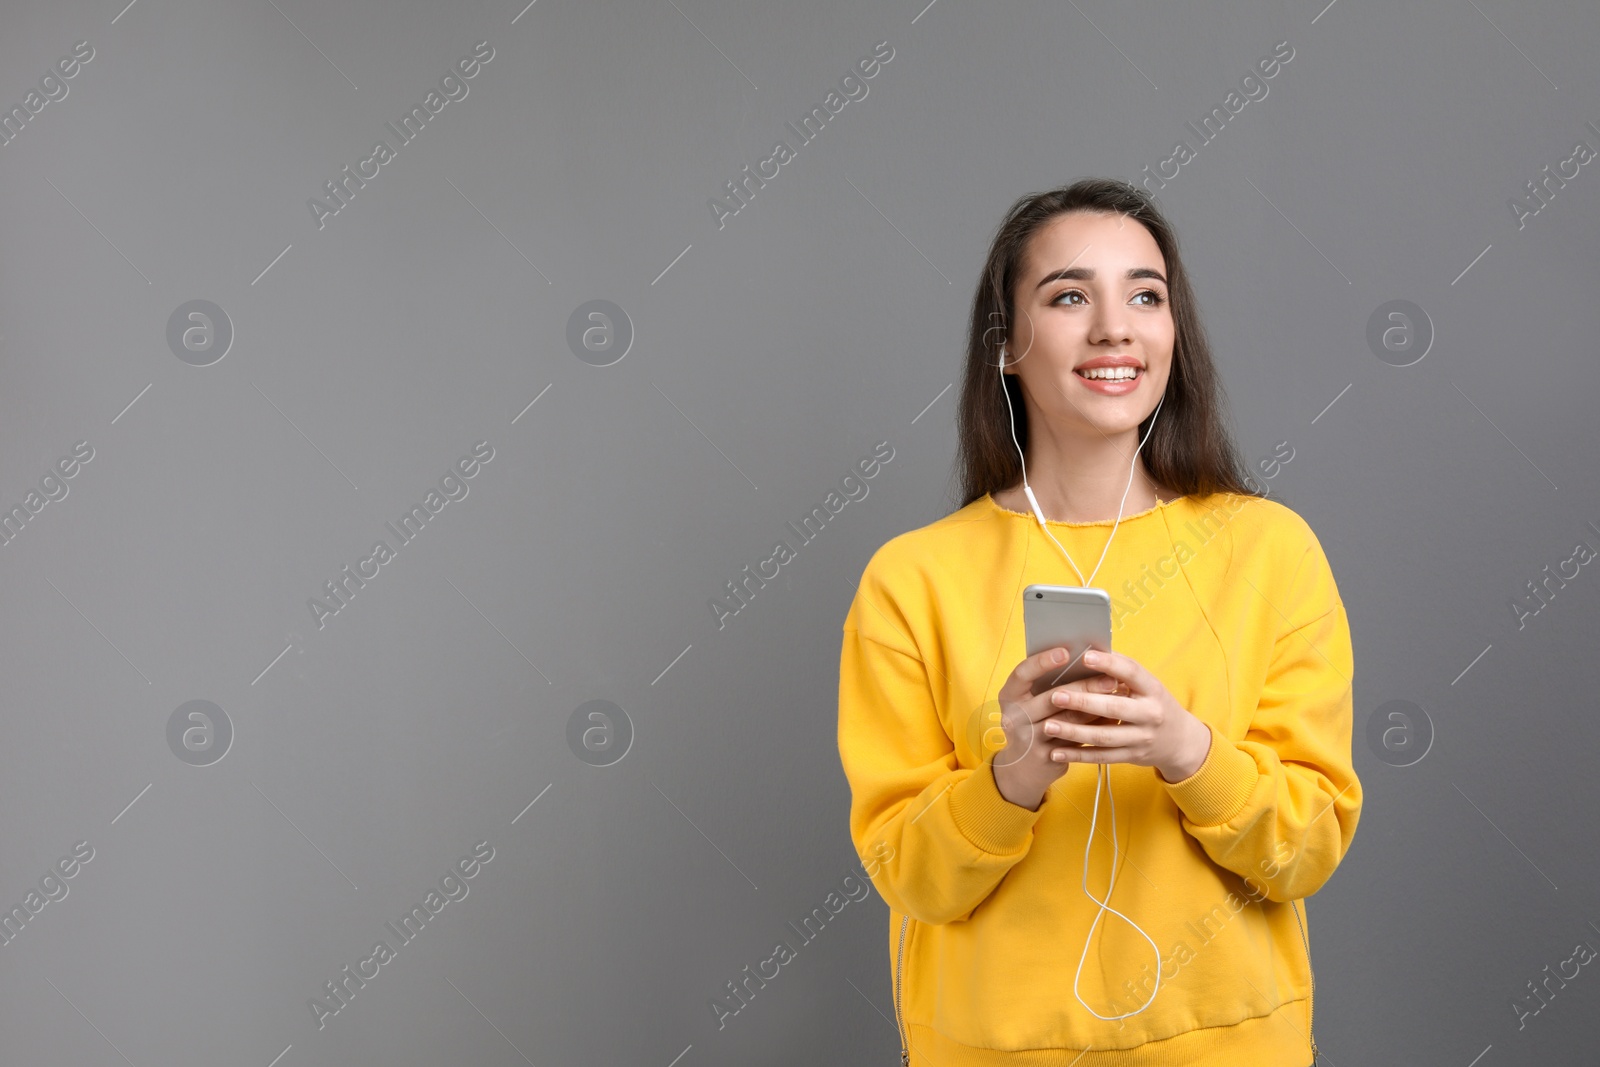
1052 648 1066 664
1083 651 1098 665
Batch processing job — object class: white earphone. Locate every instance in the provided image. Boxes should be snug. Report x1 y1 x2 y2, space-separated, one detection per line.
999 338 1166 1020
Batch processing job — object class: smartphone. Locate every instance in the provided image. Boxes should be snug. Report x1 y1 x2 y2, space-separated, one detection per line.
1023 584 1112 697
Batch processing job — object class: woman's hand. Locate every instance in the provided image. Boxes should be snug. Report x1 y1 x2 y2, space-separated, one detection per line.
989 645 1121 811
1043 649 1213 783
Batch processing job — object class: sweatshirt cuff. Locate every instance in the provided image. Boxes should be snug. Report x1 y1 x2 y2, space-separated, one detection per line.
948 762 1047 855
1160 722 1259 827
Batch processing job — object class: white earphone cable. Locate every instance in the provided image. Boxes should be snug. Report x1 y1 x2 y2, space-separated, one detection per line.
999 340 1164 1019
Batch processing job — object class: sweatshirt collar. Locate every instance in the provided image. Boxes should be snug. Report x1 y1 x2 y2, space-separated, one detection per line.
982 490 1184 529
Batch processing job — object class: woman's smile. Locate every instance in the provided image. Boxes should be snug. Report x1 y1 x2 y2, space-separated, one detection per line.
1072 356 1145 396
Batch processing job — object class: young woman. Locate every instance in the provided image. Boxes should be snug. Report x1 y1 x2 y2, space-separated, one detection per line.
837 178 1360 1066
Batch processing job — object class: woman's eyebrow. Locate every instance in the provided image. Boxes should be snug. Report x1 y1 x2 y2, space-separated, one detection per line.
1035 266 1169 290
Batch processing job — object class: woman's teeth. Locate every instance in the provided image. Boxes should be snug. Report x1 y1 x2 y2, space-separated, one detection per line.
1075 367 1140 380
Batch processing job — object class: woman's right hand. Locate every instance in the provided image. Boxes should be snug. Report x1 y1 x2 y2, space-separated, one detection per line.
990 645 1115 811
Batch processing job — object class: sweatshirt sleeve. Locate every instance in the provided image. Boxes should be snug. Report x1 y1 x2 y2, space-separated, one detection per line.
838 621 1048 926
1158 527 1362 902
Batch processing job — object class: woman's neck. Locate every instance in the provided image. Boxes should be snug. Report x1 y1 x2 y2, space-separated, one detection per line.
996 454 1173 524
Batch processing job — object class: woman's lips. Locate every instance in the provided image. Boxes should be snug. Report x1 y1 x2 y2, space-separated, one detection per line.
1073 368 1142 395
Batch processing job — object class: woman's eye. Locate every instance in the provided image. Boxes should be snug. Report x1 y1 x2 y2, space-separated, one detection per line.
1052 289 1166 307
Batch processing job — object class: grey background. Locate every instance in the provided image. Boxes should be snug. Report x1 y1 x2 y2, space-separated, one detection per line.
0 0 1595 1064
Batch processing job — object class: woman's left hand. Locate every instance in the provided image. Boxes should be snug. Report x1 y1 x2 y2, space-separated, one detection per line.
1041 649 1213 783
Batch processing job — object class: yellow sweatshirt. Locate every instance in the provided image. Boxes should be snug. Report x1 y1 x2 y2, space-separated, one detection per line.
837 490 1361 1066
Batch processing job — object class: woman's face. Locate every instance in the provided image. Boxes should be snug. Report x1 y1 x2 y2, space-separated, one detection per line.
1006 210 1174 442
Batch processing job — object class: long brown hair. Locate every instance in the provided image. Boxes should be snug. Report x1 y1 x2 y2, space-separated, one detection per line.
952 178 1262 511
